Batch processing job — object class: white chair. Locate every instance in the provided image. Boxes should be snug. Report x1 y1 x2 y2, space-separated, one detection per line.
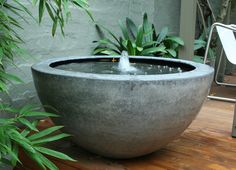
203 22 236 137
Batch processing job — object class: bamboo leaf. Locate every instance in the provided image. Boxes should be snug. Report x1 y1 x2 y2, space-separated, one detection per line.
18 118 39 132
39 0 45 23
35 147 76 161
28 126 64 141
31 133 71 145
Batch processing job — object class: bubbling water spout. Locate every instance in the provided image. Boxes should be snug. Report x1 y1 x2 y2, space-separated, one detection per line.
118 51 137 72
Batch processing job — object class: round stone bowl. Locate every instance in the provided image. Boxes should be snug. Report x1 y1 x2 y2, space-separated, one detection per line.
31 56 214 159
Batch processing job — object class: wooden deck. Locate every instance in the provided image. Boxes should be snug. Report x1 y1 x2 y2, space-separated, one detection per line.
15 86 236 170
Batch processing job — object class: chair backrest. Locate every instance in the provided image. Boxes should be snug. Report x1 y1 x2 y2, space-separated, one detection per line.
216 25 236 65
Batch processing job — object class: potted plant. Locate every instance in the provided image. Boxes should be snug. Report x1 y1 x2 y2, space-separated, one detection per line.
0 0 90 169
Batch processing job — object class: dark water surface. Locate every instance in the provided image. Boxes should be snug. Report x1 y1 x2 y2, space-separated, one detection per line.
55 61 184 75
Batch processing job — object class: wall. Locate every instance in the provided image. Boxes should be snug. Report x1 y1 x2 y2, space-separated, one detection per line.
2 0 183 107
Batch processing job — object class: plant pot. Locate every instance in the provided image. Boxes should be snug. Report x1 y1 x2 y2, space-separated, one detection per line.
32 56 214 159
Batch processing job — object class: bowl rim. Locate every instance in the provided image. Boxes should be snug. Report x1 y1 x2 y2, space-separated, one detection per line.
31 56 214 81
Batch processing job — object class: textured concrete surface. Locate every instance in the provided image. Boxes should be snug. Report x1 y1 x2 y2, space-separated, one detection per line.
32 56 214 158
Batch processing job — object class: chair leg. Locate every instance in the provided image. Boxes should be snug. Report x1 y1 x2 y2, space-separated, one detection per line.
232 103 236 137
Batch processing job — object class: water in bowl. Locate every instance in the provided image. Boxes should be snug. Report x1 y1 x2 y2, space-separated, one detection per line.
56 51 183 75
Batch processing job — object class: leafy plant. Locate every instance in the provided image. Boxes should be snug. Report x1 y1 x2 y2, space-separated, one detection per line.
34 0 92 36
193 26 215 63
93 13 184 58
0 0 90 169
0 104 75 170
194 0 232 63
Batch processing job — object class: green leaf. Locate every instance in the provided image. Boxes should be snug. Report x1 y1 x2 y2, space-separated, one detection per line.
208 48 215 59
0 104 18 113
127 40 136 56
141 45 166 55
23 111 58 117
8 130 36 154
93 48 119 55
194 39 206 50
193 55 204 63
136 25 144 47
166 49 177 57
31 133 71 145
166 36 184 46
95 24 121 46
126 17 138 40
35 147 76 161
157 27 168 43
52 18 58 36
18 118 39 132
28 126 64 141
37 153 58 170
39 0 45 23
142 41 157 48
143 13 153 43
19 104 34 115
0 71 23 83
45 2 55 22
119 20 129 40
26 152 47 170
0 144 21 165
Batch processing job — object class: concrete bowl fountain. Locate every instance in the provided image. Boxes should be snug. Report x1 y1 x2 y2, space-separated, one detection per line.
32 54 214 159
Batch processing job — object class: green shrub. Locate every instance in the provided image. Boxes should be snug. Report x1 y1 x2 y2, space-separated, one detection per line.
93 13 184 58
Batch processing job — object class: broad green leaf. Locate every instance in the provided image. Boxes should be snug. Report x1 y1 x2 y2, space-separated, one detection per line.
166 36 184 46
119 20 129 40
157 27 168 43
166 49 177 57
126 17 138 40
137 47 143 52
141 45 166 55
152 24 158 40
194 39 206 50
193 55 204 63
96 24 121 46
93 48 119 55
136 26 144 47
208 48 215 59
94 38 120 51
142 41 157 48
142 13 153 44
127 40 135 55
